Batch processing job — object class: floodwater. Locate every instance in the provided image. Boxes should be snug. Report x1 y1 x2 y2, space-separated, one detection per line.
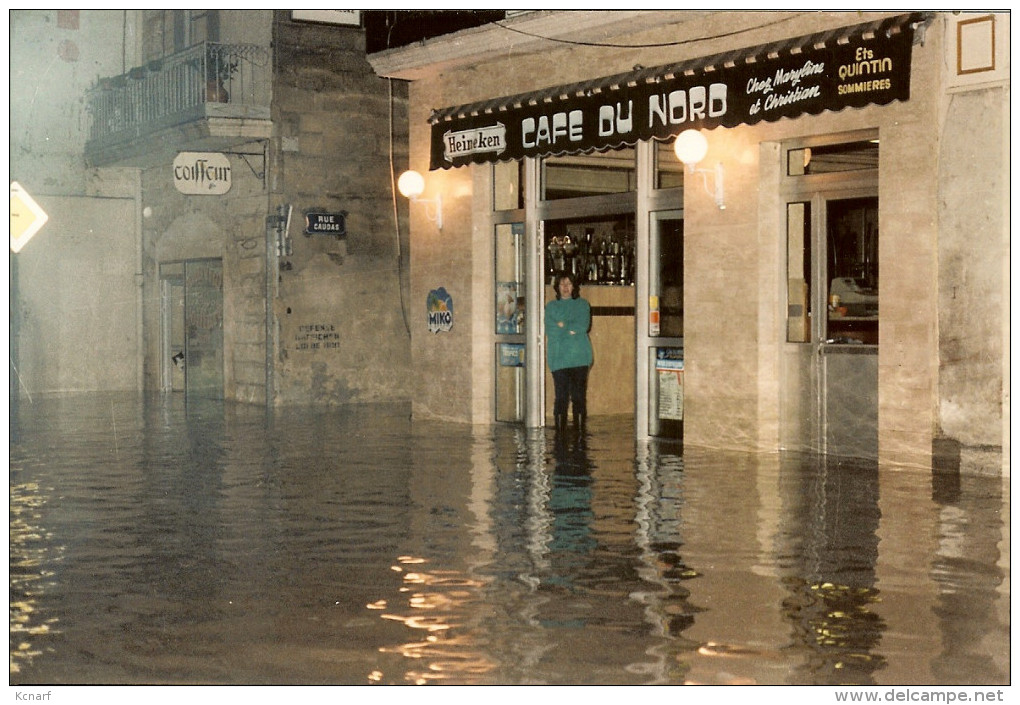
9 394 1010 687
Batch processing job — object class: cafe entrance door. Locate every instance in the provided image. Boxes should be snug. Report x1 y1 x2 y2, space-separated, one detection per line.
782 136 880 459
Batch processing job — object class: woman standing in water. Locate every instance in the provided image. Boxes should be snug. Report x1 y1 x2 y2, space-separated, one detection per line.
545 271 594 433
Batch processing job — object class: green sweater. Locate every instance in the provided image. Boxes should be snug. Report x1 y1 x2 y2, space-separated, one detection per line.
545 297 593 372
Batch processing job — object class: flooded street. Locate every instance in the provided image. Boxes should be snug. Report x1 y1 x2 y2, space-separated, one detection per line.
9 394 1009 686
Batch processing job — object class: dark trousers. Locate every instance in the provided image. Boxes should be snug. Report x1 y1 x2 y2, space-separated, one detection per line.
552 365 589 419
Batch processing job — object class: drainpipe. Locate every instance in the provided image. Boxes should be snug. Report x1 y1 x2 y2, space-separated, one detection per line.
265 207 280 411
265 201 290 411
135 169 144 394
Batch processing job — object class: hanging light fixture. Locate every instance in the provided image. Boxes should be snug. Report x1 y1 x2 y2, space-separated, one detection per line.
673 129 725 210
397 170 443 230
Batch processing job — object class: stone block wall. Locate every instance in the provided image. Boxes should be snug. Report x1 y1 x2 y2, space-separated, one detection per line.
937 86 1008 458
397 11 1008 471
269 12 412 406
140 152 269 403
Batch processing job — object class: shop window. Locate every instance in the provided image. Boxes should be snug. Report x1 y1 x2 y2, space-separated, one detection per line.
495 342 525 422
785 134 879 346
541 148 636 200
786 202 811 343
654 141 684 190
785 196 879 346
495 223 524 334
825 197 878 345
652 216 684 337
787 140 878 176
493 159 524 211
494 222 525 423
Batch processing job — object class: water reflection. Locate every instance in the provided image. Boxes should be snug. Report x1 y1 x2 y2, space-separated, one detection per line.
376 555 495 684
776 455 886 685
10 479 63 675
544 429 596 592
629 441 701 683
8 395 1009 686
930 472 1008 684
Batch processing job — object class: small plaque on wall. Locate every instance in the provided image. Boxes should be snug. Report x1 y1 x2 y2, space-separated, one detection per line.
957 14 995 75
948 13 1007 89
304 212 347 238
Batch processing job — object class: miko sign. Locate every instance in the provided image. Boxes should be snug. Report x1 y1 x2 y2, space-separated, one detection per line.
10 181 49 253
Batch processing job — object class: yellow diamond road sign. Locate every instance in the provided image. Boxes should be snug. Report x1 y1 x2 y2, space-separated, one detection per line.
10 181 49 253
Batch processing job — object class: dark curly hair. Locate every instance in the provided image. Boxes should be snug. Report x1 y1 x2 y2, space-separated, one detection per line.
552 271 581 300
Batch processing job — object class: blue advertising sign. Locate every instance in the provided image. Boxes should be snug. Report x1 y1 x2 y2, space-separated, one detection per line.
427 287 454 333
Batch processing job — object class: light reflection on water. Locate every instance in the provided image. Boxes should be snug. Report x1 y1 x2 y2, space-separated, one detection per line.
8 394 1009 685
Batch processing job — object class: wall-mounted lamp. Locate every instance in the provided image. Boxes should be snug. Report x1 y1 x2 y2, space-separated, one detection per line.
397 170 443 230
673 129 726 210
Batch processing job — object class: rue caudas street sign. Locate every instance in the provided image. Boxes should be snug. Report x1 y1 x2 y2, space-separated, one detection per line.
304 211 347 238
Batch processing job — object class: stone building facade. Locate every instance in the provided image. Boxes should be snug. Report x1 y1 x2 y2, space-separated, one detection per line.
368 11 1010 474
10 11 1009 476
11 10 411 409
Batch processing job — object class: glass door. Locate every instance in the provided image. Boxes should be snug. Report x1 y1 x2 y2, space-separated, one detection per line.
784 192 878 458
819 195 878 457
782 136 879 459
645 210 684 439
495 223 526 422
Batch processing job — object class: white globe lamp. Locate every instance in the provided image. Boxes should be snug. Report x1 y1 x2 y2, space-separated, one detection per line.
673 129 709 166
397 170 426 199
397 169 442 229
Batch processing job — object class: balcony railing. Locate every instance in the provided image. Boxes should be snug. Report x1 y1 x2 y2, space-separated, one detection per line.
85 42 270 146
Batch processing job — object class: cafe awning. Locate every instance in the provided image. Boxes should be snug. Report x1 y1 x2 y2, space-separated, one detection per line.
429 12 933 170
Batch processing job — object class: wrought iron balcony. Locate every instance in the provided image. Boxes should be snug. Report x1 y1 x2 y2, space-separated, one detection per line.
84 42 272 168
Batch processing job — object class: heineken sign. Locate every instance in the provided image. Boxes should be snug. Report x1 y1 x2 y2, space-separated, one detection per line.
442 123 507 162
430 13 926 170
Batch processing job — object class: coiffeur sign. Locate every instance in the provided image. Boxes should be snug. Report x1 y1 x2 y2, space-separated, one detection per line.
429 13 930 170
173 152 232 194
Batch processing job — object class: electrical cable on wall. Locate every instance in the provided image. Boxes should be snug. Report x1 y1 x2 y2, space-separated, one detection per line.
389 76 411 338
491 13 806 49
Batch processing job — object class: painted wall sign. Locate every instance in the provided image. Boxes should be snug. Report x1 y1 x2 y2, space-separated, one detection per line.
294 323 340 350
173 152 232 194
304 212 347 237
429 13 927 169
426 287 454 333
